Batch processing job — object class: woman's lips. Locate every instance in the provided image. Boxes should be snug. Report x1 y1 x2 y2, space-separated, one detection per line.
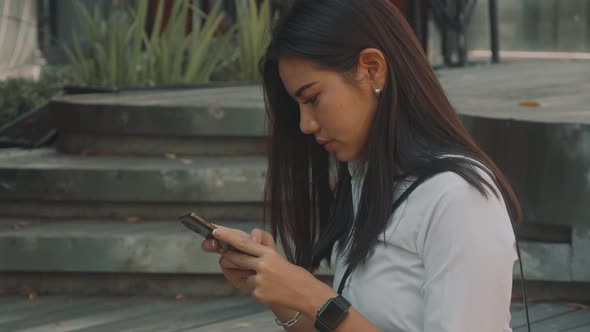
317 139 336 151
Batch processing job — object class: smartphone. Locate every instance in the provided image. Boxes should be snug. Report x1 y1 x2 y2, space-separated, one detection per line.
179 212 244 253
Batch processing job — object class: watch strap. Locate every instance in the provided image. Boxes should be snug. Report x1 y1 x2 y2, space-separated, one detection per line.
314 295 351 332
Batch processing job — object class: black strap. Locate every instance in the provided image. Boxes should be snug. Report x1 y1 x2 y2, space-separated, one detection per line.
337 174 432 295
470 163 532 332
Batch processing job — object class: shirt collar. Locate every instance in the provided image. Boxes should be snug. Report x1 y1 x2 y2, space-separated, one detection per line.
347 159 368 181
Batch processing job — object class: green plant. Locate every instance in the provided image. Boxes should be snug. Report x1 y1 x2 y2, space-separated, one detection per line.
144 0 234 85
62 2 145 87
0 66 73 128
235 0 273 82
62 0 233 88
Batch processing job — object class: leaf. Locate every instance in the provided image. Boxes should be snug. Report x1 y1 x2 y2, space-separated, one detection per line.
235 0 272 81
25 292 37 300
126 216 142 223
519 101 541 108
175 293 186 301
164 153 177 160
12 221 30 230
566 303 590 310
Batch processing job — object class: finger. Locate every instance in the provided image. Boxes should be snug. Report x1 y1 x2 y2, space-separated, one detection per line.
213 227 267 257
201 239 221 253
219 255 253 270
259 230 277 248
249 229 265 244
245 274 257 290
222 250 260 271
225 268 256 281
212 224 250 238
226 269 256 289
249 228 276 249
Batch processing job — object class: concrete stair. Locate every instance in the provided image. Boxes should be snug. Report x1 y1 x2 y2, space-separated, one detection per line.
50 86 267 156
2 62 590 297
0 86 274 296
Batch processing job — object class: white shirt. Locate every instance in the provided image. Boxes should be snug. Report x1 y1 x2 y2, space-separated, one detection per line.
332 159 517 332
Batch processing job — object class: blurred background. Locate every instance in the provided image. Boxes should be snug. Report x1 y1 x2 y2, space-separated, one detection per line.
0 1 589 331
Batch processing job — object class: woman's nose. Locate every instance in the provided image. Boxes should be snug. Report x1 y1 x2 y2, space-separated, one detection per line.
299 112 320 134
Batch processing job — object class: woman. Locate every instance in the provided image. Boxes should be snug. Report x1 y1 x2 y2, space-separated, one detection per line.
202 0 519 331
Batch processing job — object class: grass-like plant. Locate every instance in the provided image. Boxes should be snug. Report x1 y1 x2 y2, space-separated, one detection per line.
234 0 273 82
62 0 232 88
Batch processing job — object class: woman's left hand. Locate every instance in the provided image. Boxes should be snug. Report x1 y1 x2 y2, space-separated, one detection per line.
212 226 336 314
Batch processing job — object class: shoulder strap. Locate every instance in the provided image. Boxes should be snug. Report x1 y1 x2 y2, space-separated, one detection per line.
337 174 433 295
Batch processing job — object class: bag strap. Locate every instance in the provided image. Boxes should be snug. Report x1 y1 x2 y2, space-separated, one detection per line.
337 173 432 295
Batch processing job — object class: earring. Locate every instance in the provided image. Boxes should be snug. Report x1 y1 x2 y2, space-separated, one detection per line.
374 88 382 97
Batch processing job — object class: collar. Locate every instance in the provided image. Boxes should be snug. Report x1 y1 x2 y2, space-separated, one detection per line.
347 159 368 182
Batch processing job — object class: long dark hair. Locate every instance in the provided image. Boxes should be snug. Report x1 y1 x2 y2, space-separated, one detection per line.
261 0 521 273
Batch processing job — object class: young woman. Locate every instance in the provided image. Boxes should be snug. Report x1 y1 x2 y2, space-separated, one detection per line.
202 0 520 331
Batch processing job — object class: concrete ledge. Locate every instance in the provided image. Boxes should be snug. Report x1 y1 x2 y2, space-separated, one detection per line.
516 241 571 282
0 150 266 203
50 86 267 137
57 133 267 156
0 201 264 221
0 220 261 274
463 116 590 227
1 219 586 283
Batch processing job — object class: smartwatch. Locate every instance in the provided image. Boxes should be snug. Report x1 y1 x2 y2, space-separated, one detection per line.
314 295 351 332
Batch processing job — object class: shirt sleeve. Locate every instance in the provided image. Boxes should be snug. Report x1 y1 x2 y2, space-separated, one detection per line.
418 178 517 332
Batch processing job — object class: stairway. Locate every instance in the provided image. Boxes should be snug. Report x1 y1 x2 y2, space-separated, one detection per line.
2 64 590 299
0 86 288 297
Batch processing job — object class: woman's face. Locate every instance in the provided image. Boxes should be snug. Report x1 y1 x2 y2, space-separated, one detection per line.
278 54 383 161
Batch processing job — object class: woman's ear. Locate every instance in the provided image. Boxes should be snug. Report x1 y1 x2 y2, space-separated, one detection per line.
358 48 387 89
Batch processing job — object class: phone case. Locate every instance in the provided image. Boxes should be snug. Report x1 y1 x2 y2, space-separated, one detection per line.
178 212 234 251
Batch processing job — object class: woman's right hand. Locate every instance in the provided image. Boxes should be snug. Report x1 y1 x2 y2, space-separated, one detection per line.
201 228 271 292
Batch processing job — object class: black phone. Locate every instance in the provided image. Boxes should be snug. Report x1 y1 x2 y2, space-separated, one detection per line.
178 212 244 253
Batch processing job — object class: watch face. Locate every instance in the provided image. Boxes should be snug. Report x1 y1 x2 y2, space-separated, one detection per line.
321 301 345 324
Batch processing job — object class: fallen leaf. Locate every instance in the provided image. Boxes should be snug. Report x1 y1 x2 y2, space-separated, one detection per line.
164 153 177 160
175 293 186 301
12 221 30 230
26 292 37 300
126 216 142 223
519 101 540 108
566 303 590 310
80 149 100 156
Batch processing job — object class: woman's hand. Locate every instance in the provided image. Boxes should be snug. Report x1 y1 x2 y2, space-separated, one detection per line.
201 227 265 292
210 226 336 314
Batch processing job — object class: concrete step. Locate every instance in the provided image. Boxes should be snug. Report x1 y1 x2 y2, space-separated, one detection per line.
0 218 333 296
50 86 267 156
0 219 264 274
56 133 266 157
1 218 589 296
0 148 266 220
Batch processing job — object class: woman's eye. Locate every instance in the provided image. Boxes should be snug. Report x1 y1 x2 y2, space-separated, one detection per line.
303 94 319 105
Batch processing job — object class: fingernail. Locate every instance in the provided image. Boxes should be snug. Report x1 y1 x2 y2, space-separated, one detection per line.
209 239 217 249
249 235 257 242
212 229 221 237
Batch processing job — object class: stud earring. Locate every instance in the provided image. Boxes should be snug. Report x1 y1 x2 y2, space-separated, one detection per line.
374 88 382 96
